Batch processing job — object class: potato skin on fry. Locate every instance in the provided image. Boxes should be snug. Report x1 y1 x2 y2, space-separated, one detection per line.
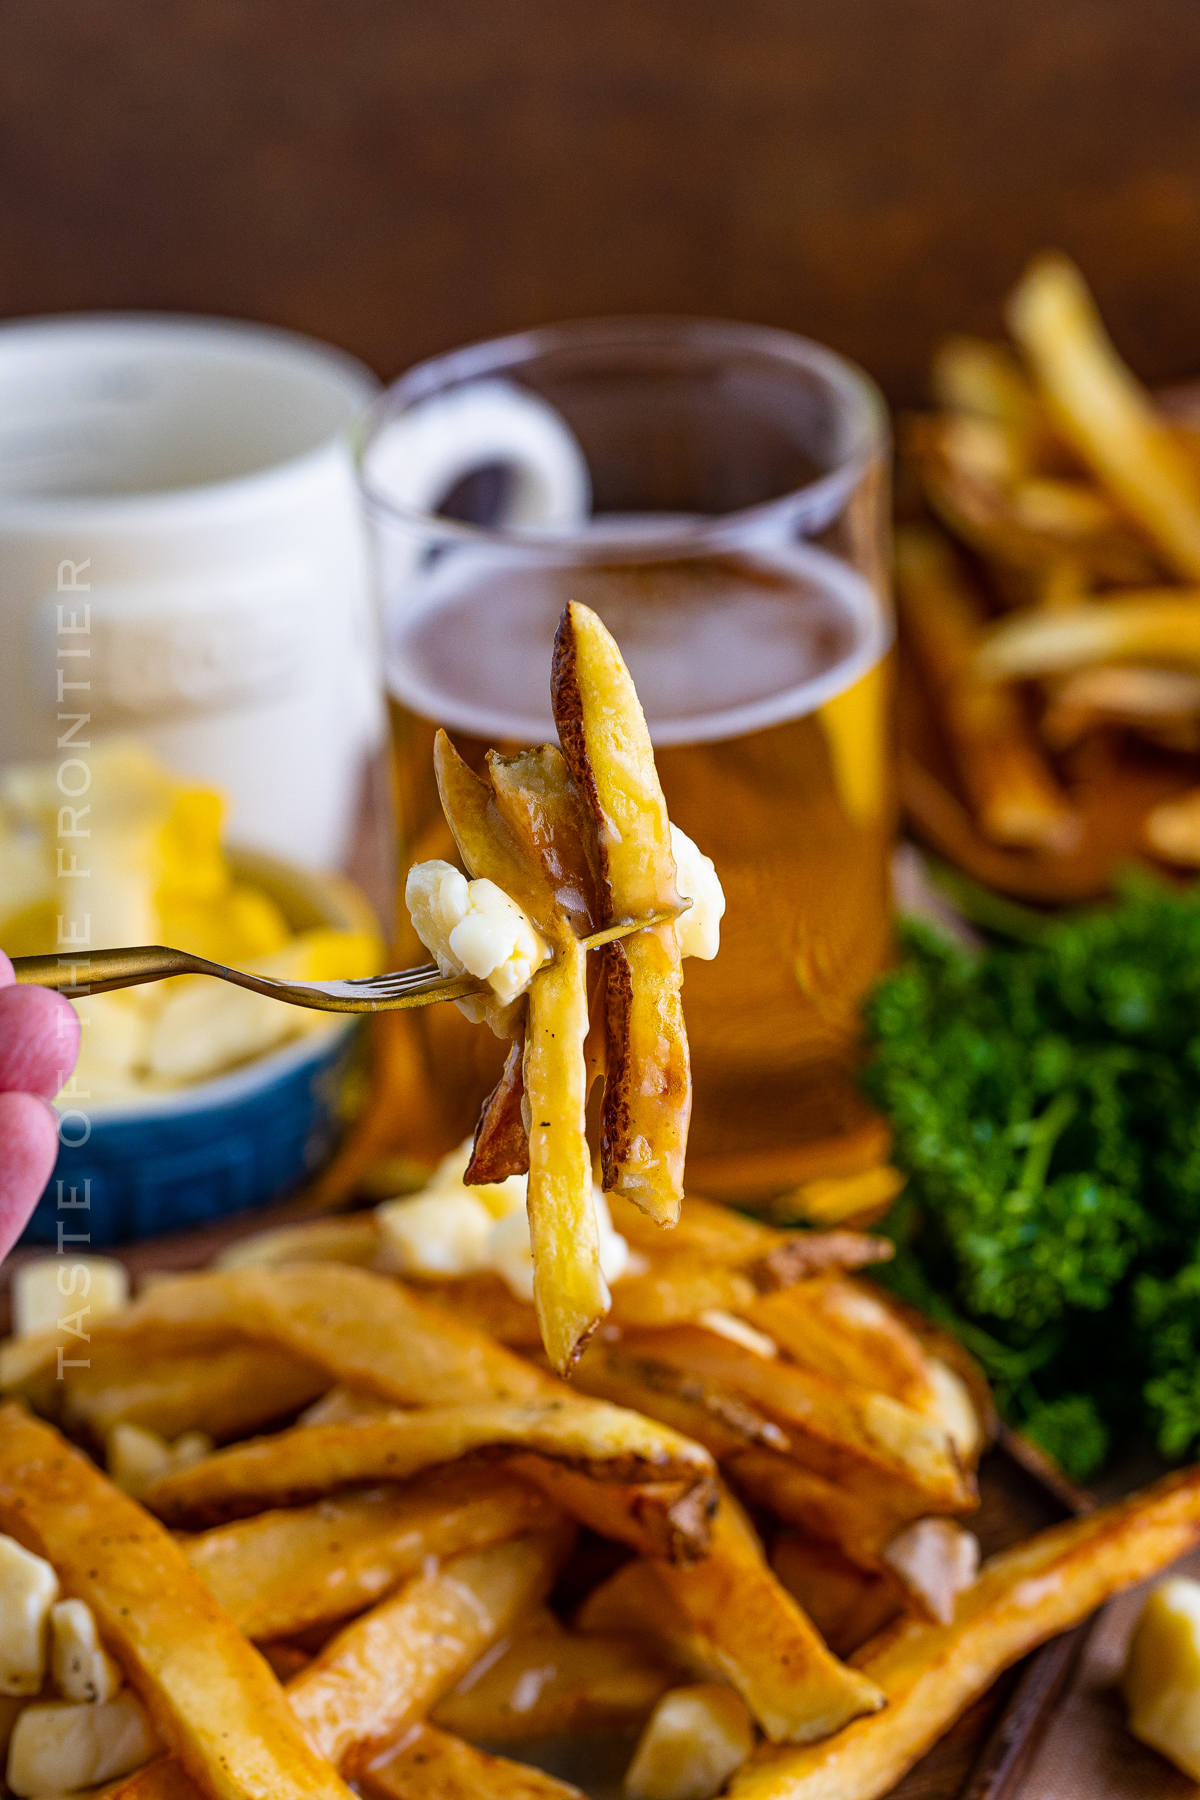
467 1030 530 1183
0 1404 354 1800
551 601 691 1223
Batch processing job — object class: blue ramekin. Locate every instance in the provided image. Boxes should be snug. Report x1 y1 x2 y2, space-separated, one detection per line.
21 853 376 1247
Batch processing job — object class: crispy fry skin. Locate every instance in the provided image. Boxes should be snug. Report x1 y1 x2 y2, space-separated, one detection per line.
61 1343 329 1445
510 1456 718 1564
895 525 1078 853
741 1279 938 1415
286 1528 572 1774
609 1255 758 1329
47 1264 554 1407
625 1327 975 1515
604 1190 891 1285
577 1489 885 1743
432 732 556 930
0 1404 353 1800
182 1469 561 1641
432 1630 677 1740
486 746 600 940
214 1217 383 1270
770 1536 903 1660
361 1724 585 1800
728 1463 1200 1800
551 600 691 1222
1007 252 1200 582
976 590 1200 681
142 1402 715 1529
524 932 608 1373
466 1031 529 1182
723 1448 917 1572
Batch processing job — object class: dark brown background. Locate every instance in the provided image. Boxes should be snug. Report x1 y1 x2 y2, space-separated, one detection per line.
3 0 1200 404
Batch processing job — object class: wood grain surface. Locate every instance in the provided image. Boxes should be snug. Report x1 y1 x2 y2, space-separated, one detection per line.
2 1 1200 403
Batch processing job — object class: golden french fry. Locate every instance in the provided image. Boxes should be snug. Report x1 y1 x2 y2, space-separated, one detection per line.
433 1630 677 1740
609 1255 758 1330
404 1274 543 1348
929 335 1057 462
1007 252 1200 581
142 1401 715 1529
625 1684 756 1800
741 1278 937 1415
605 1192 893 1287
361 1723 585 1800
571 1336 794 1462
1042 664 1200 752
867 1289 997 1456
509 1457 717 1564
182 1468 562 1641
723 1448 918 1572
524 932 608 1373
286 1527 573 1774
1146 786 1200 865
45 1264 554 1408
770 1535 903 1659
0 1404 353 1800
62 1342 329 1444
214 1216 381 1270
896 525 1079 853
729 1463 1200 1800
104 1761 206 1800
776 1166 906 1231
551 600 691 1223
1009 476 1124 537
578 1489 885 1743
977 590 1200 682
625 1326 974 1514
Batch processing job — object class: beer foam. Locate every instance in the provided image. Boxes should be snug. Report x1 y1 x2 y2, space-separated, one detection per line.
383 538 891 748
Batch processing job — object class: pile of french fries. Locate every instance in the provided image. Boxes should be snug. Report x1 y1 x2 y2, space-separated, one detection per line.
4 1195 1200 1800
900 251 1200 878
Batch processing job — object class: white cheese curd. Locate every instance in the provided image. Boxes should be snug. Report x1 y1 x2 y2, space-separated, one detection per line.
669 824 725 960
1123 1576 1200 1778
106 1424 214 1500
405 861 551 1014
6 1690 161 1796
12 1258 129 1340
0 1536 59 1697
376 1140 630 1300
697 1310 777 1359
50 1599 122 1705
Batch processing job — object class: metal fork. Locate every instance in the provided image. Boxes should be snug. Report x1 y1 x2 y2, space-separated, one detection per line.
9 909 686 1013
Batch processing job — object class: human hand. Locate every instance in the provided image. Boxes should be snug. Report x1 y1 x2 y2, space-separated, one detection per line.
0 951 81 1261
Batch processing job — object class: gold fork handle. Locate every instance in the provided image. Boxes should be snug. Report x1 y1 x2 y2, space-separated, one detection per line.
14 947 254 998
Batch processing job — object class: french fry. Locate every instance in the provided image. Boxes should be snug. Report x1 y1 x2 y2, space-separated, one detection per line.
361 1723 585 1800
1007 252 1200 581
552 600 691 1223
609 1256 759 1329
0 1403 354 1800
723 1449 918 1572
142 1401 715 1529
285 1527 573 1774
182 1468 562 1641
571 1336 794 1460
577 1488 885 1743
929 335 1058 465
1041 664 1200 751
214 1216 382 1270
466 1031 529 1183
624 1327 975 1514
739 1279 939 1415
866 1289 996 1457
432 1630 677 1740
61 1342 329 1443
605 1191 894 1286
729 1463 1200 1800
48 1264 556 1407
775 1165 907 1231
976 590 1200 682
524 930 607 1373
405 1274 543 1348
509 1457 718 1564
896 525 1079 852
770 1536 903 1659
1146 786 1200 865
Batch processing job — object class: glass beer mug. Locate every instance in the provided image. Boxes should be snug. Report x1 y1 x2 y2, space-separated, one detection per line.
361 318 894 1203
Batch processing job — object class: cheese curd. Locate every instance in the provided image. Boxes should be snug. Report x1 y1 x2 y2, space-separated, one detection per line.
0 1537 58 1697
406 861 551 1025
50 1600 122 1706
107 1424 214 1500
6 1690 160 1797
1123 1576 1200 1779
376 1139 633 1300
669 824 725 961
12 1257 129 1340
